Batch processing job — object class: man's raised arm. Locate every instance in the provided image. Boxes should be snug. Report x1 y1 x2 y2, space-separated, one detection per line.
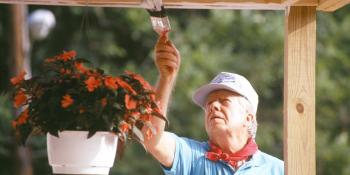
143 33 181 167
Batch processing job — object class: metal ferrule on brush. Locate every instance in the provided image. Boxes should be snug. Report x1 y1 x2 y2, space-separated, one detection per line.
147 6 171 35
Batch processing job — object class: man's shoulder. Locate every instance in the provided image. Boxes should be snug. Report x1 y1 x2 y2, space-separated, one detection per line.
243 151 284 175
256 150 283 162
253 150 284 168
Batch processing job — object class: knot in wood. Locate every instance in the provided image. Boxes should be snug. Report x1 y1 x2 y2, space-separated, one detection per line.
296 103 304 114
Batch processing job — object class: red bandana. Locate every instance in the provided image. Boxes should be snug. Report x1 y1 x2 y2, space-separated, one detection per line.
206 138 258 168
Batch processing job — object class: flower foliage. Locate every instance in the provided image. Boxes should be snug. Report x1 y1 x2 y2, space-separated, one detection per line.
11 51 165 144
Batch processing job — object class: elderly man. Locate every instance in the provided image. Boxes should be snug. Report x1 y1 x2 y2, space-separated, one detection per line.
144 34 284 175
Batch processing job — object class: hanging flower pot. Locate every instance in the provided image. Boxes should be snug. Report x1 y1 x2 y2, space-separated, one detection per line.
47 131 118 174
10 51 168 174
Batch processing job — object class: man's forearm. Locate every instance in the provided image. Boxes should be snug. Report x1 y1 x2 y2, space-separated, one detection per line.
156 75 177 117
145 74 176 144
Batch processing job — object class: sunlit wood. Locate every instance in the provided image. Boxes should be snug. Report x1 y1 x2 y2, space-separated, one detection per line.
0 0 283 9
1 0 348 10
11 4 26 74
317 0 350 12
284 6 316 175
282 0 317 6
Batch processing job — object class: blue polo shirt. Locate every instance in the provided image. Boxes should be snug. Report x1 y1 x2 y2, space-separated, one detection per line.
161 132 284 175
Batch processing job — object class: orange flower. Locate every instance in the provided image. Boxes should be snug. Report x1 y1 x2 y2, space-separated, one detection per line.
75 62 88 73
150 94 156 101
115 77 136 95
60 68 71 75
85 76 101 92
14 90 27 108
146 127 153 140
12 108 29 128
125 94 137 110
101 98 107 107
18 108 29 124
125 71 154 90
145 106 153 114
130 111 141 120
140 114 151 121
11 121 17 129
61 94 74 108
10 71 26 85
58 50 76 61
119 121 130 133
104 76 118 90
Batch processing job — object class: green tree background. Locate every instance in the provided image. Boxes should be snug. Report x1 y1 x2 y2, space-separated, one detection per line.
0 4 349 175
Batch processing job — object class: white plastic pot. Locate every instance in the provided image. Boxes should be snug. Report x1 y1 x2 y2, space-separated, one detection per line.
47 131 118 175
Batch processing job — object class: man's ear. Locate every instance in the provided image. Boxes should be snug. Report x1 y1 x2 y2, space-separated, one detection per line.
243 113 254 127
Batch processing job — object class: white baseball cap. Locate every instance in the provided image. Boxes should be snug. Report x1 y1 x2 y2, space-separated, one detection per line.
192 72 259 115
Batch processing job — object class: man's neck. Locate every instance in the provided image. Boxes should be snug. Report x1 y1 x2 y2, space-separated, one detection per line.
212 135 249 154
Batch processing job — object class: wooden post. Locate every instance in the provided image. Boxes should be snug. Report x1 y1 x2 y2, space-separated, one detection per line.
12 4 26 74
11 4 31 77
11 4 33 175
284 6 316 175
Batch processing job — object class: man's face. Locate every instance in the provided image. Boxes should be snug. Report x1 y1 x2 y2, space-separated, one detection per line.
204 90 250 140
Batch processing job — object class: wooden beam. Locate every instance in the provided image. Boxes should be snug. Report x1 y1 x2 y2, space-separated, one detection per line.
1 0 349 10
0 0 284 10
282 0 317 6
317 0 350 12
284 6 316 175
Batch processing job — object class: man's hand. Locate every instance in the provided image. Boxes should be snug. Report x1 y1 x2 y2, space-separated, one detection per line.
154 33 181 79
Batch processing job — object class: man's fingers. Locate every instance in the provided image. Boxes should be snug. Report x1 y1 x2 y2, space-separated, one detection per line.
154 33 181 75
156 60 179 71
156 44 173 51
156 52 180 64
156 40 173 50
156 40 180 57
156 58 178 67
165 39 175 48
156 47 178 58
157 33 169 44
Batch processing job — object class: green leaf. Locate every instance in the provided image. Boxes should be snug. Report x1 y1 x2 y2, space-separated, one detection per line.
151 112 169 127
48 130 59 138
75 58 91 64
87 130 97 139
132 126 144 143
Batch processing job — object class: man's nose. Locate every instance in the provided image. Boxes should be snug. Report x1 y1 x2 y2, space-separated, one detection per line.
209 100 221 112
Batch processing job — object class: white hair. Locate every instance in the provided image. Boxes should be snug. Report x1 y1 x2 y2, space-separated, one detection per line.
236 96 258 138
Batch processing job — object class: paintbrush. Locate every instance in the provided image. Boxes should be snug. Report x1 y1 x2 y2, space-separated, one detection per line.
147 6 171 35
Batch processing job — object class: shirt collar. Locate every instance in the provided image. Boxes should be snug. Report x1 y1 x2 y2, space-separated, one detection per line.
204 142 265 168
237 150 265 170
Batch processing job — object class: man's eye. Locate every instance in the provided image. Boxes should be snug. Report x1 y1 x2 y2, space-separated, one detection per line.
205 101 212 107
221 99 231 104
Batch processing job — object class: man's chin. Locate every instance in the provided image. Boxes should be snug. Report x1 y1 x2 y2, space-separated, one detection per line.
208 125 227 135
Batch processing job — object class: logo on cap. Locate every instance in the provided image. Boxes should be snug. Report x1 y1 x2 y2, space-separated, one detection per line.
211 73 236 84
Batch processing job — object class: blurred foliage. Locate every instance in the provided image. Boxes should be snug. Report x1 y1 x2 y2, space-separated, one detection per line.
0 3 349 175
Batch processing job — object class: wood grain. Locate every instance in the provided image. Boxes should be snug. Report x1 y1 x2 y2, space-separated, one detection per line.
317 0 350 12
284 6 316 175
